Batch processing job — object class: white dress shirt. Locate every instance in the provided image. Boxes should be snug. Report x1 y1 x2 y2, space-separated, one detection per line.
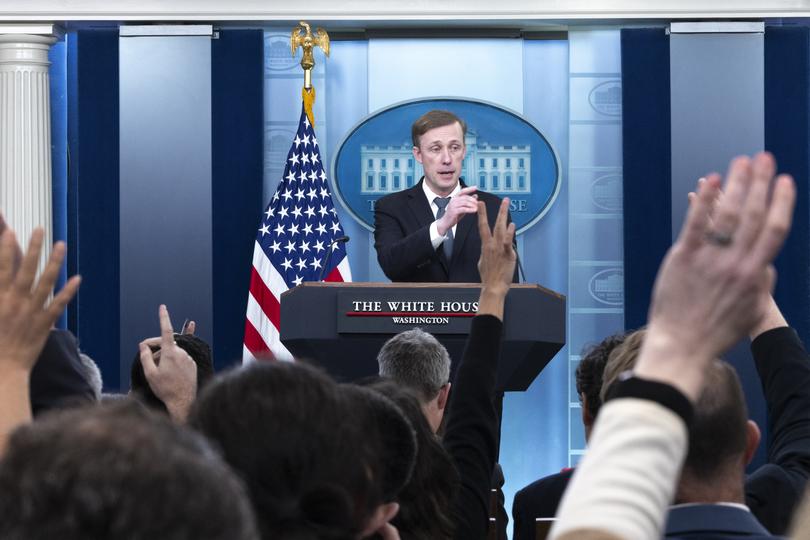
423 181 461 250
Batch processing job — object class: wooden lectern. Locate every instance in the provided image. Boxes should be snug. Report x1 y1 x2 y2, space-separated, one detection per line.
280 282 565 391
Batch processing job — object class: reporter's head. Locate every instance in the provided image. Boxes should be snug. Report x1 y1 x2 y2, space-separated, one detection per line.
0 400 258 540
189 361 402 539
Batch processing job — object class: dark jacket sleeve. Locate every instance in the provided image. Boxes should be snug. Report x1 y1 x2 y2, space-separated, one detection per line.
373 195 437 282
512 488 532 540
443 314 502 540
746 326 810 535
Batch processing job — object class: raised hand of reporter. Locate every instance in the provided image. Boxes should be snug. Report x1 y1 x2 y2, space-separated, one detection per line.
139 305 197 422
0 229 81 373
637 152 795 401
0 214 22 278
476 197 516 320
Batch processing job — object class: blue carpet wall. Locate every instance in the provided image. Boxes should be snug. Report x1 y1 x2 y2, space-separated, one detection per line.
67 30 121 389
620 28 672 331
211 29 265 370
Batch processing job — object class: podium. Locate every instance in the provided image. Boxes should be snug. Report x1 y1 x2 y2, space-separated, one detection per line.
280 282 565 391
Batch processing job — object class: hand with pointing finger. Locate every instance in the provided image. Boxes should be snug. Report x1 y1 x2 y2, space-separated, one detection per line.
436 186 479 236
139 305 197 423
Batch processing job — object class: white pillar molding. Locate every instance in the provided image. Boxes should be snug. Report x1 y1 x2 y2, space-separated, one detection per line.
0 32 57 270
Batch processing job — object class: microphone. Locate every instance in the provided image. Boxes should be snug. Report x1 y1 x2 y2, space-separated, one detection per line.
318 236 350 281
513 237 526 284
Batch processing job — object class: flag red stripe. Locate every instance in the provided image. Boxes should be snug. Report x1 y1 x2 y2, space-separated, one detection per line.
249 266 282 329
324 266 344 282
244 318 272 359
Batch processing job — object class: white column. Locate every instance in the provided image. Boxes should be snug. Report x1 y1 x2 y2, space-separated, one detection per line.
0 32 57 269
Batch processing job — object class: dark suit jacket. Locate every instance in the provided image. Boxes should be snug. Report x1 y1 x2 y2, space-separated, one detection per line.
665 504 780 539
373 179 517 283
512 468 574 540
511 327 810 537
745 326 810 535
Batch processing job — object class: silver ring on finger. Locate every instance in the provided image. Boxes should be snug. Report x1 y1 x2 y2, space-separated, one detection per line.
705 230 734 247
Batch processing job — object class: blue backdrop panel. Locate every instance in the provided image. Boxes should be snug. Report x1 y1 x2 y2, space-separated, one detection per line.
620 28 671 331
119 34 213 390
670 29 767 470
66 30 120 388
212 30 265 369
765 26 810 343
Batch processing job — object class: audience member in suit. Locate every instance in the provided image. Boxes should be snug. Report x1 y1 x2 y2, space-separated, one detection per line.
550 153 797 540
373 109 516 283
599 294 810 537
0 400 259 540
190 361 413 539
378 318 509 538
511 332 629 540
130 325 214 422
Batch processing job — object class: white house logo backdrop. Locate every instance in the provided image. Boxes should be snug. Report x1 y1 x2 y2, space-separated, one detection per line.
332 98 561 234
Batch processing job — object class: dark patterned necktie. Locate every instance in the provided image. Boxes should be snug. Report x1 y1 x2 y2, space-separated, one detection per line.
434 197 454 260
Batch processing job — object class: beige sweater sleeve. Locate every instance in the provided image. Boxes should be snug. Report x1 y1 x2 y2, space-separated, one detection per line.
549 398 689 540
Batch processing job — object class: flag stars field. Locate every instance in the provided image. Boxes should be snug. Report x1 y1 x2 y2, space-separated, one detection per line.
244 104 352 362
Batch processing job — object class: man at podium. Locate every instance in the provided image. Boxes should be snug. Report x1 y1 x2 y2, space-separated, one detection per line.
373 110 518 283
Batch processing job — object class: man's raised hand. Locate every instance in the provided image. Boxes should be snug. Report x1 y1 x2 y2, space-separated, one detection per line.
636 152 795 401
0 215 22 277
476 198 516 320
139 305 197 422
0 228 81 373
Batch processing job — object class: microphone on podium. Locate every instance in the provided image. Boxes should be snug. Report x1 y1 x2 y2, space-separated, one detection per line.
513 238 526 284
318 236 350 281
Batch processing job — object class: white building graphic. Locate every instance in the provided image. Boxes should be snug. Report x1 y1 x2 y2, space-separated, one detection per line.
360 132 531 194
593 272 623 294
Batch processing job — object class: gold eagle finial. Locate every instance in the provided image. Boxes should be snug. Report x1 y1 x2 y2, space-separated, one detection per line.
290 21 330 89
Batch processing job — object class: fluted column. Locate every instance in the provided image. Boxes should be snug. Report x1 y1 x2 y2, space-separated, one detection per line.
0 33 57 269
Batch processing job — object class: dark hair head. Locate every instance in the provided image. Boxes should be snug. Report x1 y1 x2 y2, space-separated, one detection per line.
130 333 214 413
189 362 385 540
411 110 467 147
575 332 629 419
0 400 258 540
683 360 749 481
340 384 417 502
377 328 451 404
600 328 647 403
600 333 750 490
30 329 96 415
362 378 458 539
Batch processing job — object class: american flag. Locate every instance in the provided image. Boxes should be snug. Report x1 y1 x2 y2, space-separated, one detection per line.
243 104 352 362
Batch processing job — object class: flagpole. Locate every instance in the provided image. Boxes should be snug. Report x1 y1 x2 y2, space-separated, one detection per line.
291 21 330 125
244 21 351 362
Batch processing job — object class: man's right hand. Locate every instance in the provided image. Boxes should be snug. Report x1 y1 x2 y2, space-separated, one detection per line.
436 186 478 236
